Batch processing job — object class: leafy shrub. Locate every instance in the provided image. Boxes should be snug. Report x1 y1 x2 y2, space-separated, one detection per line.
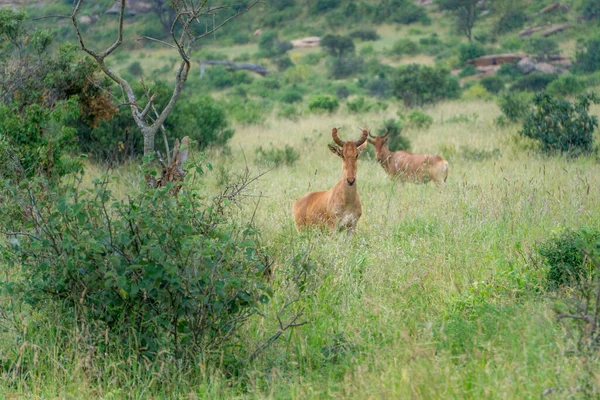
458 42 486 64
127 61 144 77
581 0 600 21
277 104 300 120
501 37 524 52
274 55 294 71
258 31 292 58
539 228 600 288
511 73 557 92
494 8 527 34
458 64 478 78
346 97 387 114
320 34 355 58
390 38 419 57
463 84 491 100
329 55 365 79
404 110 433 130
1 176 272 359
525 38 560 62
207 67 253 89
393 64 461 107
308 95 339 113
280 90 303 104
497 91 532 123
349 29 380 41
574 37 600 73
377 118 410 152
497 61 522 79
231 32 250 45
480 75 505 94
546 74 586 97
336 86 351 99
300 52 324 66
444 113 479 124
255 144 300 167
172 96 235 149
520 92 599 155
310 0 340 14
225 97 270 125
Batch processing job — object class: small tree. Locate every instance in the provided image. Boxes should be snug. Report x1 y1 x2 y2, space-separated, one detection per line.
320 34 355 58
70 0 259 162
520 92 599 155
393 64 461 107
525 37 560 62
574 37 600 73
437 0 481 42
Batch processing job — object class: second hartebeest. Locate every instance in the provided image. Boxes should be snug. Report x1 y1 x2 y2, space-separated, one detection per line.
292 128 368 232
368 131 449 185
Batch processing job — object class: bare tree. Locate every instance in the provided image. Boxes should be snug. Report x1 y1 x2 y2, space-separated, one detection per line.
71 0 260 158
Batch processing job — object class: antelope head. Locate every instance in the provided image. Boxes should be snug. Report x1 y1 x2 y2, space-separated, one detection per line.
328 127 368 186
367 130 390 163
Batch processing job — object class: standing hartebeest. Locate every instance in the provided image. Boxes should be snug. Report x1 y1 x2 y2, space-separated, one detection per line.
368 131 448 185
292 127 368 232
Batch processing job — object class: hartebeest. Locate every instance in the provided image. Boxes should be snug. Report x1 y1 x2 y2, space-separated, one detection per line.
292 127 368 232
368 131 449 185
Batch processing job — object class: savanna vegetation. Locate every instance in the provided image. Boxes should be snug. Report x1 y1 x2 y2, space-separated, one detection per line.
1 0 600 398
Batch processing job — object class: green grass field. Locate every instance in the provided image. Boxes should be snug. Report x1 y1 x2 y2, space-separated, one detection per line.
3 99 600 399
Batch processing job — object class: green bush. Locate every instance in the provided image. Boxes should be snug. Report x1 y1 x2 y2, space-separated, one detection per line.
458 64 478 78
225 97 270 125
280 90 303 104
404 109 433 129
574 37 600 73
511 73 557 92
581 0 600 21
349 29 380 41
255 144 300 167
494 8 527 34
377 118 410 152
520 92 599 155
539 228 600 288
207 67 253 89
458 42 486 63
309 0 340 14
329 54 365 79
258 31 293 58
127 61 144 77
346 97 388 114
497 61 522 79
497 91 532 123
277 104 300 120
1 176 272 359
390 38 419 57
393 64 461 107
172 96 235 149
546 74 586 97
525 37 560 62
308 95 339 113
480 75 505 94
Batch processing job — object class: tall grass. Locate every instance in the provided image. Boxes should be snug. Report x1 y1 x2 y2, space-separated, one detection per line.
2 100 600 398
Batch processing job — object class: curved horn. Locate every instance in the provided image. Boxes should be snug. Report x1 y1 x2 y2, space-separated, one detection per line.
355 128 368 146
332 127 345 146
381 128 389 139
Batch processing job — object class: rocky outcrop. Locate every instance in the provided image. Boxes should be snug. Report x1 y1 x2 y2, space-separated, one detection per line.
541 23 572 37
290 36 320 48
517 56 571 75
518 26 544 38
466 53 526 67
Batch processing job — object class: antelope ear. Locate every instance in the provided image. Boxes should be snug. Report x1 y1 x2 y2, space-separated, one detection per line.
357 141 367 153
328 144 343 158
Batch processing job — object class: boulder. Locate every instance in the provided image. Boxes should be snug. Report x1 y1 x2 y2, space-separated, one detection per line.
541 23 572 37
517 57 536 74
518 26 543 38
467 53 525 67
290 36 321 48
535 62 558 74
